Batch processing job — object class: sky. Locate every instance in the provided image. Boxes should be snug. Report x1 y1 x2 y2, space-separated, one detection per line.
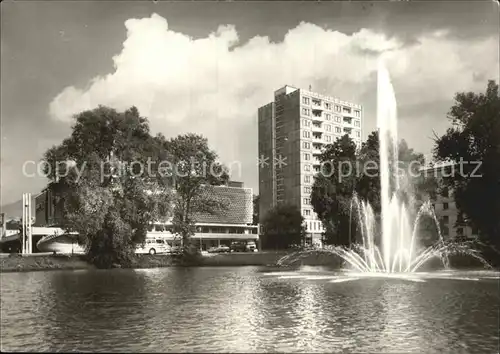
1 0 499 206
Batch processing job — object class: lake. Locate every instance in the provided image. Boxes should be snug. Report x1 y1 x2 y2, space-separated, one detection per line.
1 267 499 353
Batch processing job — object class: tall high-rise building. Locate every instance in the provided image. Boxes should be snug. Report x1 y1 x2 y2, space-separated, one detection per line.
258 85 363 246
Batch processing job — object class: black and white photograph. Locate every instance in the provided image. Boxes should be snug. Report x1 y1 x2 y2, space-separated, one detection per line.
1 0 499 352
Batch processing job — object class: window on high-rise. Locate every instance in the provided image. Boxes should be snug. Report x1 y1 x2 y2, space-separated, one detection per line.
325 124 331 132
343 107 351 114
325 135 332 143
304 164 311 172
442 226 449 236
303 209 311 216
354 120 360 127
304 153 311 160
302 108 310 116
442 187 449 197
304 186 311 194
304 175 311 183
302 97 310 105
303 198 310 205
456 227 464 236
303 142 310 149
356 131 360 138
335 127 342 133
443 215 449 224
443 202 449 210
335 105 341 112
302 130 310 138
335 116 341 123
325 102 332 110
325 114 331 121
354 110 360 117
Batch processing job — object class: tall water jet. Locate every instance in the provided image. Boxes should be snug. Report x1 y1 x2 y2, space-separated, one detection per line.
377 57 400 272
277 57 491 274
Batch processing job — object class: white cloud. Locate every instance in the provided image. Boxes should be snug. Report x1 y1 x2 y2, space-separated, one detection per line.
49 13 499 190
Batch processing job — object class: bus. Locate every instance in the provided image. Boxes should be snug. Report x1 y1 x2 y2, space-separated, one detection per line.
135 235 171 255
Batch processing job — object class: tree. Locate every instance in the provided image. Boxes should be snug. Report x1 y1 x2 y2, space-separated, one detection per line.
311 134 357 246
156 133 229 255
311 131 437 247
261 204 306 249
252 194 259 225
42 106 172 268
434 80 500 249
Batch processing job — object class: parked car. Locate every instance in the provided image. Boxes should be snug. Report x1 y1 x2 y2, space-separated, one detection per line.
230 241 247 252
169 245 183 255
246 241 257 252
208 245 230 253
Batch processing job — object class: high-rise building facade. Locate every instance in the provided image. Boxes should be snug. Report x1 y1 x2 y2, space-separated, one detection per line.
258 85 363 246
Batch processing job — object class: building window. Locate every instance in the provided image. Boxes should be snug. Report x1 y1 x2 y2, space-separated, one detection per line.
443 215 449 224
354 120 360 127
303 198 310 205
456 227 464 236
354 110 360 117
302 108 310 116
302 130 310 138
325 135 332 143
442 226 449 236
325 114 331 121
335 105 341 112
302 97 310 105
303 142 310 149
304 175 311 183
335 116 341 123
343 107 351 114
335 126 342 133
304 164 311 172
442 187 449 198
304 153 311 161
356 131 360 138
304 186 311 194
326 124 332 132
443 202 449 210
325 102 331 110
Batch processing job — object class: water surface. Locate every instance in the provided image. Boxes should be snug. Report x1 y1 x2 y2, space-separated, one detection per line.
1 267 499 353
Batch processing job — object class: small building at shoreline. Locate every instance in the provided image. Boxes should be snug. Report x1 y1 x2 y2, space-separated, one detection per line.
33 181 259 252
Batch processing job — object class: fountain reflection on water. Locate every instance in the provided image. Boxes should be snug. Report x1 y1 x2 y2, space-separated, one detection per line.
278 58 491 274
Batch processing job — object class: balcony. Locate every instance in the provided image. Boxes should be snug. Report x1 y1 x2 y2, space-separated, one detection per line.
311 113 323 122
343 117 354 125
312 147 322 155
312 124 323 133
312 99 323 111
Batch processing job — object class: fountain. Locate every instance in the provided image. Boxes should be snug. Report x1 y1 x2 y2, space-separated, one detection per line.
277 58 492 274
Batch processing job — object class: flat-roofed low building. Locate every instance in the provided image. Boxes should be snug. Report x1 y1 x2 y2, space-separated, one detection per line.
34 181 259 251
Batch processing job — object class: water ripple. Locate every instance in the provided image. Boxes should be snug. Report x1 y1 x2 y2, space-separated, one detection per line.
1 268 499 353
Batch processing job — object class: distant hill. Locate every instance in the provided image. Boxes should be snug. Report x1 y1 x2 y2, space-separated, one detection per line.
1 194 37 219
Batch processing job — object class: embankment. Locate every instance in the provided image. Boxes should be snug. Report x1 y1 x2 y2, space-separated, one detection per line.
0 253 93 273
0 251 295 273
1 250 496 273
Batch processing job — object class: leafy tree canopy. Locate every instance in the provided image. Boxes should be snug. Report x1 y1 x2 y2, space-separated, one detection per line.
261 204 306 249
434 80 500 248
